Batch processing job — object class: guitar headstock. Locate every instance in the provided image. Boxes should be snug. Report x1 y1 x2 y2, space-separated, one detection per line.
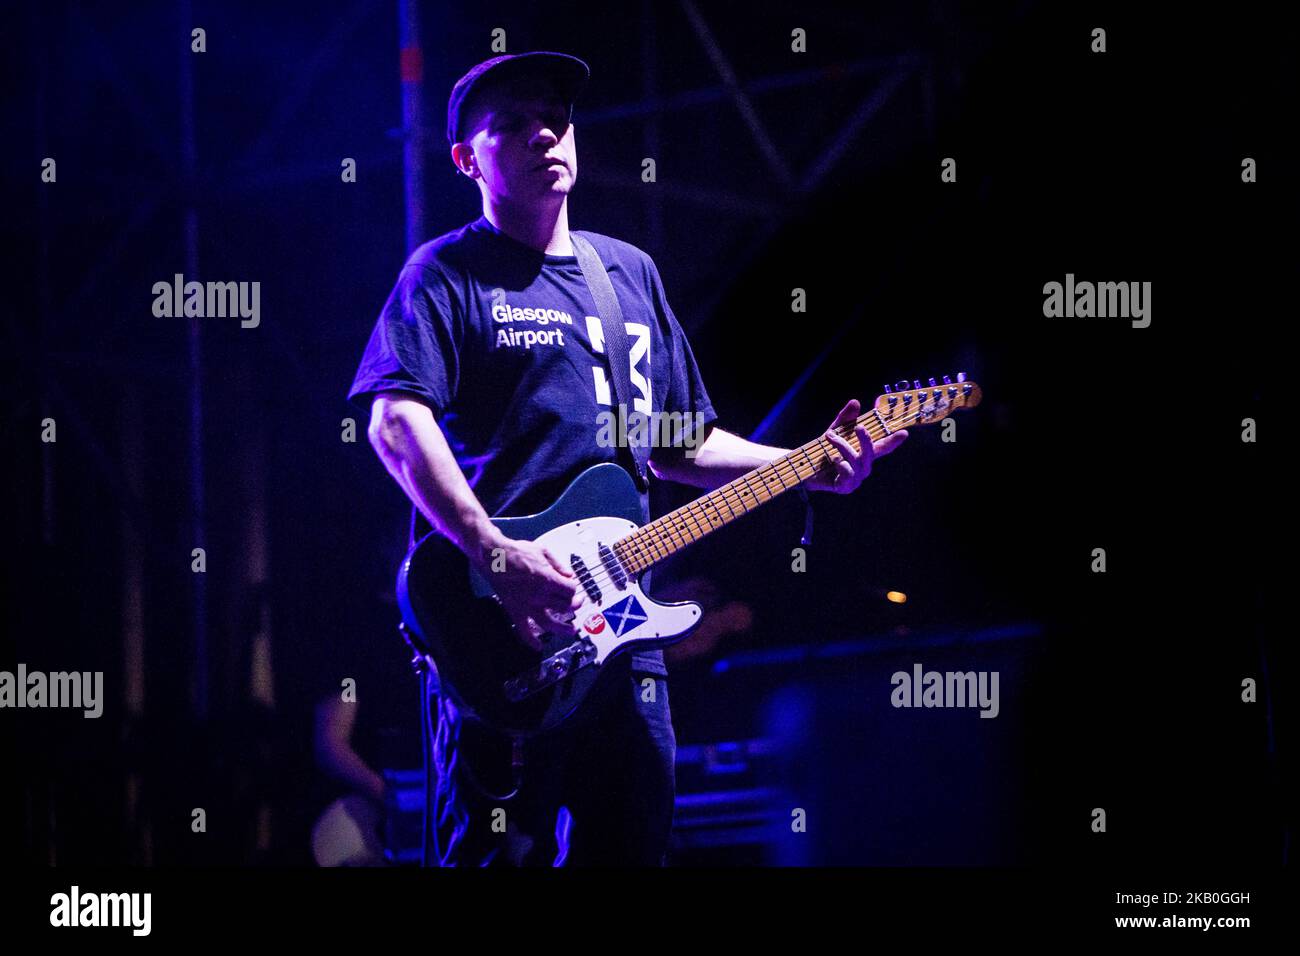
875 374 982 427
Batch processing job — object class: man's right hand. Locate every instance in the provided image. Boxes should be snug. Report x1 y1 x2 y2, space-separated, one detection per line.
365 395 583 651
470 536 584 651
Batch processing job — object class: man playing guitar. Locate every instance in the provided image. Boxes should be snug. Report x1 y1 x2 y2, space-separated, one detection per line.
348 51 907 866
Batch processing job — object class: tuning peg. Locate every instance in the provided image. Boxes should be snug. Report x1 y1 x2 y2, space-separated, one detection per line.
957 372 966 383
942 374 952 385
912 380 921 390
895 380 910 392
884 384 892 394
928 377 937 387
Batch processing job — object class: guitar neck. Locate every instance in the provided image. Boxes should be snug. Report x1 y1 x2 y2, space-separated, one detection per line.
612 409 893 576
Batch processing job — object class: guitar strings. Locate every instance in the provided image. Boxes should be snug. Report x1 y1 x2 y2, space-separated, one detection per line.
564 403 938 599
617 421 883 570
571 406 924 596
596 414 898 585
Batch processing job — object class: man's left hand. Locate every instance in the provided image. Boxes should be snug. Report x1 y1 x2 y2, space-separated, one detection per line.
805 399 908 494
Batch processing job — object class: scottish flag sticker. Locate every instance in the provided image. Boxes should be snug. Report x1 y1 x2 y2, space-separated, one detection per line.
603 596 648 636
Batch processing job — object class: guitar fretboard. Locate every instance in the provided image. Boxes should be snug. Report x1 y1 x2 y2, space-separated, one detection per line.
612 409 895 575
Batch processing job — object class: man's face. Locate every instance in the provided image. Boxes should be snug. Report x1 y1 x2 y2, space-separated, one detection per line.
454 77 577 204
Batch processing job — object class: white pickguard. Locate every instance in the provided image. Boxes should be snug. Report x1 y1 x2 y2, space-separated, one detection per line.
532 516 702 665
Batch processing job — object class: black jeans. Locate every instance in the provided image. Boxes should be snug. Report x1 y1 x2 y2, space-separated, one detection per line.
430 662 676 866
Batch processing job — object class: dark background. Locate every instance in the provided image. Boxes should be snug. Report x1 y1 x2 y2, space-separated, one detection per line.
3 0 1289 867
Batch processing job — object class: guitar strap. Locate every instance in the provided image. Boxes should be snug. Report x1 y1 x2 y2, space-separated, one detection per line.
571 233 650 493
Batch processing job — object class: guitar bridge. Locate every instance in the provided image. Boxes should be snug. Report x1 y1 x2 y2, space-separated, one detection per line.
503 636 599 702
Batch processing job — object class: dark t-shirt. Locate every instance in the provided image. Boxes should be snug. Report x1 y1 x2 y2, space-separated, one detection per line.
348 215 717 675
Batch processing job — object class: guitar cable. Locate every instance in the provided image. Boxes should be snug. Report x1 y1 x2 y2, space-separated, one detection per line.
420 664 432 867
405 627 451 868
420 666 525 867
432 691 524 803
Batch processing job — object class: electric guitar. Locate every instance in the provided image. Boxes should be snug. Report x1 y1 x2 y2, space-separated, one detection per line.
397 376 982 735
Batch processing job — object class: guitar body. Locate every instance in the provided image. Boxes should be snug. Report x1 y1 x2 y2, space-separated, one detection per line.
397 463 703 736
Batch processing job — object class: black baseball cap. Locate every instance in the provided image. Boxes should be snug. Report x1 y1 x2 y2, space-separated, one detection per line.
446 52 590 146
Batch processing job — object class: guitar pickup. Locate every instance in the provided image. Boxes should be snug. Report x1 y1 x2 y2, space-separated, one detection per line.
598 543 628 590
570 554 601 603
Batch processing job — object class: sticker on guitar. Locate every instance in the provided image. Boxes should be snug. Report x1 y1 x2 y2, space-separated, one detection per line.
603 596 648 636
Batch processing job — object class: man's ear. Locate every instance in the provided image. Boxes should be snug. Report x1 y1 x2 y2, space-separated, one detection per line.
450 142 478 178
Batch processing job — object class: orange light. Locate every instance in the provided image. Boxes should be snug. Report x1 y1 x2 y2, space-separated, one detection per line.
886 590 907 604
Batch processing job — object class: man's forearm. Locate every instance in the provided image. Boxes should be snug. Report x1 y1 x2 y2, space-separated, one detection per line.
650 427 788 491
314 698 386 803
367 392 505 564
